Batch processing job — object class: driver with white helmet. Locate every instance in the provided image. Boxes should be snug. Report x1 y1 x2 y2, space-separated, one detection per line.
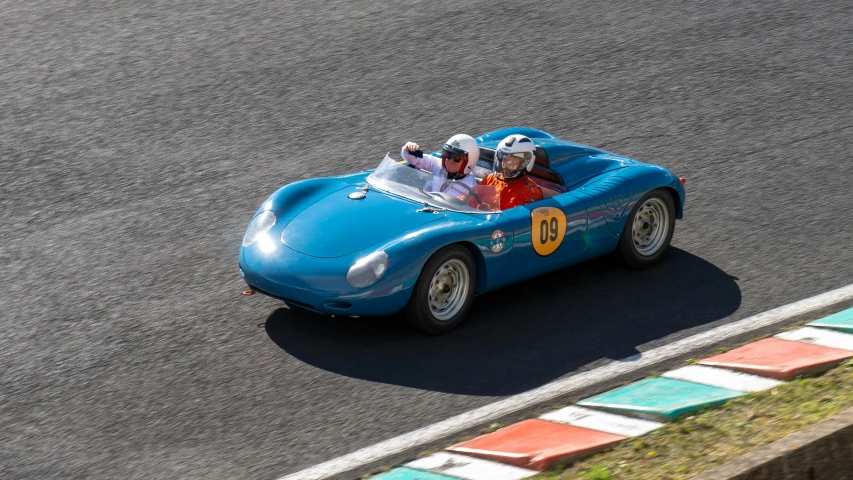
477 134 543 210
401 133 480 199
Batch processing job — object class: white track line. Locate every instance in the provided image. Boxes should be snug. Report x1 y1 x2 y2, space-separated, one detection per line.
278 283 853 480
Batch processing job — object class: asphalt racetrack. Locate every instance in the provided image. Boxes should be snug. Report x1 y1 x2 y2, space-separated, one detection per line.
2 0 852 478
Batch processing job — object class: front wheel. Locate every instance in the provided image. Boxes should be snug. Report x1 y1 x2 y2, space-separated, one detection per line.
618 189 676 269
405 245 476 334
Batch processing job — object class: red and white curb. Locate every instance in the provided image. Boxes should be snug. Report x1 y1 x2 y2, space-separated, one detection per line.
279 284 853 480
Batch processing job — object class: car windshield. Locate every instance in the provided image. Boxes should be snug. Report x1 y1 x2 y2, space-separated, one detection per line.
367 155 501 213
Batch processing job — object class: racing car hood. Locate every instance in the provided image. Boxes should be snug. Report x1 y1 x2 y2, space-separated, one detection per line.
280 189 445 258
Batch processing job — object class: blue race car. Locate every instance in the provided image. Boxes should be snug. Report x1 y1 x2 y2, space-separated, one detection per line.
239 127 685 333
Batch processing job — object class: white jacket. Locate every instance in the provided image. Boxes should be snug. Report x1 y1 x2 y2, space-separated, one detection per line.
401 145 477 198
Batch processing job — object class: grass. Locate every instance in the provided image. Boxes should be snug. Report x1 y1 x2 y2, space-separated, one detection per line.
532 358 853 480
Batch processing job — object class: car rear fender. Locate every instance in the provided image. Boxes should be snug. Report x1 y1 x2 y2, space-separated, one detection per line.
618 164 686 219
570 164 684 239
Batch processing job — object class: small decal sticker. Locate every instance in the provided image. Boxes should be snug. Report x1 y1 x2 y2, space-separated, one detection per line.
490 229 506 253
531 206 567 256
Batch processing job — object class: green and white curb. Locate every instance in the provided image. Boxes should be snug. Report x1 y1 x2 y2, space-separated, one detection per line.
577 377 746 422
807 307 853 333
372 467 458 479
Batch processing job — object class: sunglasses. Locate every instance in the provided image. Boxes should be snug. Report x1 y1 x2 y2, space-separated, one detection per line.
442 145 468 165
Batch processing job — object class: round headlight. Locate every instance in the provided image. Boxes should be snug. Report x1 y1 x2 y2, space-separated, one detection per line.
346 251 388 288
242 211 276 247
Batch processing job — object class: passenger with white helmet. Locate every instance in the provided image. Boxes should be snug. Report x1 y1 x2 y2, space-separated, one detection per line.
401 133 480 199
477 134 543 210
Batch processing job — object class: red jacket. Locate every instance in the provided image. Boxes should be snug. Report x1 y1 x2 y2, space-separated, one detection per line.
476 174 543 210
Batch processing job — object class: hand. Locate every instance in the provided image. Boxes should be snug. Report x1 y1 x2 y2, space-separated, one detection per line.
405 142 420 152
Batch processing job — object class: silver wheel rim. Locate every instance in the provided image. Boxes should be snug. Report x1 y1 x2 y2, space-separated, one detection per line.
427 259 469 322
632 197 670 256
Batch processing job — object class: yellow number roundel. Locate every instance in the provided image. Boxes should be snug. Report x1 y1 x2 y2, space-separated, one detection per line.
531 207 567 256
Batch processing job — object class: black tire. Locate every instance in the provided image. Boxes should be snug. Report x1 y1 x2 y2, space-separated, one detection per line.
405 245 477 334
618 188 676 269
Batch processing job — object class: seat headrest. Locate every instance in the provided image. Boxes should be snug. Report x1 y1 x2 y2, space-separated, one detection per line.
534 146 550 168
479 146 496 163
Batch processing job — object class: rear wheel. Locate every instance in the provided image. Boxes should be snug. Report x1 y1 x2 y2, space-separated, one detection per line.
618 189 676 269
405 245 476 334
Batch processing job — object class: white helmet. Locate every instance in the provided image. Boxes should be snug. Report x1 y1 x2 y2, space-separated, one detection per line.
495 134 536 180
441 133 480 179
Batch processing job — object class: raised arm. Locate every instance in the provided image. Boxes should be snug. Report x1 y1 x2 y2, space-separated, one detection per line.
401 142 440 172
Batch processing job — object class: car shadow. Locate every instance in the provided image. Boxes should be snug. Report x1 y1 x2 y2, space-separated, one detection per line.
264 248 741 396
